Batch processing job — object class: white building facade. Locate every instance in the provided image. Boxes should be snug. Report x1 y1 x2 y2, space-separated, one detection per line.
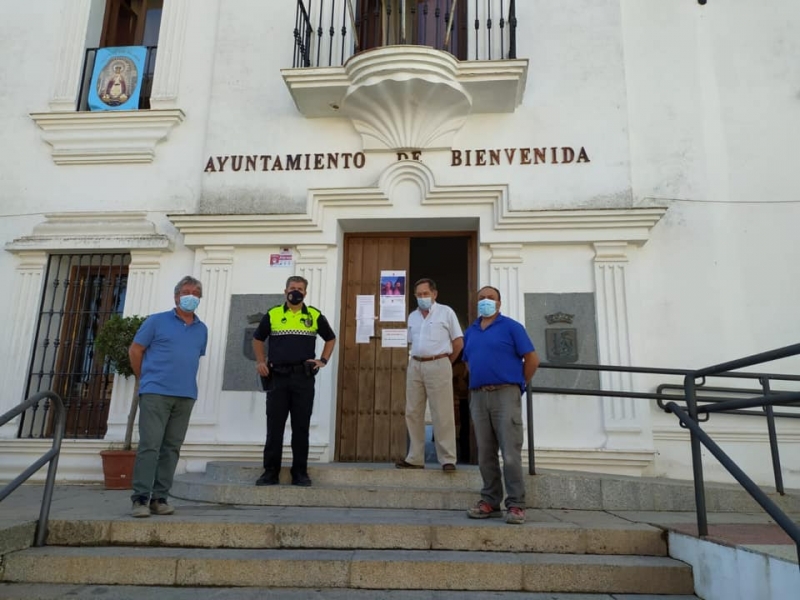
1 0 799 488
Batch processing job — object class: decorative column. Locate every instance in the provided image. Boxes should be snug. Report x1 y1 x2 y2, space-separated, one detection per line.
0 252 48 438
191 247 234 427
593 242 645 448
488 243 523 321
148 0 190 109
295 245 333 458
48 0 93 112
105 250 163 439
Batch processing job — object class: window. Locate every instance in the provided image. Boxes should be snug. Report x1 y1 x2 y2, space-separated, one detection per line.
77 0 163 110
20 254 130 439
100 0 163 48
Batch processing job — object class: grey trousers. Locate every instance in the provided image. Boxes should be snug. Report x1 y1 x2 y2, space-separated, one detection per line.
469 386 525 509
131 393 195 502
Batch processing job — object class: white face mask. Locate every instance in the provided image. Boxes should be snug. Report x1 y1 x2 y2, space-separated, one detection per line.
417 297 433 310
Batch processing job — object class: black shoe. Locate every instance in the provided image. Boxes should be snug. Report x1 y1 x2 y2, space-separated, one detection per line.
291 473 312 487
255 471 279 486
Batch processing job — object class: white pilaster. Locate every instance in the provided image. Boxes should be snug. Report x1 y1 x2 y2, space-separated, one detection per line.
593 242 645 449
295 244 334 457
295 245 329 308
106 250 163 439
48 0 93 112
148 0 190 109
0 252 48 438
488 243 523 322
192 247 234 426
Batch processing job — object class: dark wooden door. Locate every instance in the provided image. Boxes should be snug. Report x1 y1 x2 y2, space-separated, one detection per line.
335 235 410 462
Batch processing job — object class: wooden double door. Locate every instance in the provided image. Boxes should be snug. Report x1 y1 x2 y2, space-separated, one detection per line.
334 232 475 462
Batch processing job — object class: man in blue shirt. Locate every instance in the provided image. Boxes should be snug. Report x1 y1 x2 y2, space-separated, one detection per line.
463 285 539 524
128 276 208 518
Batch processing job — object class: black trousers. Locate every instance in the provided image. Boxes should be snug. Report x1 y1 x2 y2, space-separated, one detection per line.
263 369 316 476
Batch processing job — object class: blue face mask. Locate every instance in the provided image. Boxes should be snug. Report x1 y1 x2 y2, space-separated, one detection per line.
477 299 497 317
179 295 200 312
416 297 432 310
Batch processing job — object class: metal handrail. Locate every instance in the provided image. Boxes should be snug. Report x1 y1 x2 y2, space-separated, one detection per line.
0 391 65 547
524 342 800 566
664 400 800 565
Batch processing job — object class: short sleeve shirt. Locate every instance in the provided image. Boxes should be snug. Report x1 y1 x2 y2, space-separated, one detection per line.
407 302 463 357
463 314 535 391
252 303 336 365
133 309 208 399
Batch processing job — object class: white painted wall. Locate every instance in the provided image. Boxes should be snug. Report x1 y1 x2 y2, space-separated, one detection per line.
670 532 799 600
0 0 798 487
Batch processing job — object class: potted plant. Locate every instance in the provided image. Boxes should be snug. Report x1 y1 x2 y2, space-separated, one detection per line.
94 313 147 489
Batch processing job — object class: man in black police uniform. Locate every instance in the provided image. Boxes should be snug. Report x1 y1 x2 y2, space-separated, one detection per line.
252 276 336 486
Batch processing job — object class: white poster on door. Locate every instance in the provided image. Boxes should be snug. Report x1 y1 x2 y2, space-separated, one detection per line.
355 295 375 344
381 328 408 348
379 270 406 321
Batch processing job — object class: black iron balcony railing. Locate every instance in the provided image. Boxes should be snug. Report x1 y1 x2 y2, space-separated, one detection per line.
76 46 158 111
292 0 517 68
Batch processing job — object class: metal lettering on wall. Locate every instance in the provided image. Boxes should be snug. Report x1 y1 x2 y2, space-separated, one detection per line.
203 145 592 173
544 312 578 364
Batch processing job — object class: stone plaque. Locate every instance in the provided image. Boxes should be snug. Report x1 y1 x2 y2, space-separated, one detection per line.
223 293 284 391
524 293 600 391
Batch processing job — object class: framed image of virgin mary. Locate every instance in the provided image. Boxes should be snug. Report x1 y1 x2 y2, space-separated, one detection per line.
88 46 147 111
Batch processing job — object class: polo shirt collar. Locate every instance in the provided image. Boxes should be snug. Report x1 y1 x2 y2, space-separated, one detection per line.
172 307 200 323
282 302 309 315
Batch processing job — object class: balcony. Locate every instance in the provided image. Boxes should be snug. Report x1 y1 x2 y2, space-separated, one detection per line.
282 0 528 151
30 44 185 165
76 46 158 111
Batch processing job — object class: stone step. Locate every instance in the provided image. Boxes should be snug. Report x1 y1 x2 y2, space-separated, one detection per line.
173 462 800 513
171 473 478 510
2 547 695 594
203 461 484 488
0 584 702 600
44 507 668 556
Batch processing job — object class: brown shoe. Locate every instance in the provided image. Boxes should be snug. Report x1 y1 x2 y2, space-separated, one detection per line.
442 463 456 472
395 459 424 469
149 498 175 516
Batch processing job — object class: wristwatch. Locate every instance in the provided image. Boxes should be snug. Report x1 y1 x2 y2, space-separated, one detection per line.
319 357 328 364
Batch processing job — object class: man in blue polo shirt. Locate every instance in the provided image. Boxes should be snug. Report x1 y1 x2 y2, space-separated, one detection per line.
462 285 539 525
128 275 208 518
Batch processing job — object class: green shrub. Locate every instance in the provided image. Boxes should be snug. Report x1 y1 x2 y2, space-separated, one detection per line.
94 314 147 378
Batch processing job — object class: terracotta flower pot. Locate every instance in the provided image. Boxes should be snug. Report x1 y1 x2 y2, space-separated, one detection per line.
99 449 136 490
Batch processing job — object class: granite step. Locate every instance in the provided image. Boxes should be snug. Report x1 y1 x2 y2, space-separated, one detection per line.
0 584 701 600
43 506 668 556
172 462 800 513
1 546 695 594
171 472 478 510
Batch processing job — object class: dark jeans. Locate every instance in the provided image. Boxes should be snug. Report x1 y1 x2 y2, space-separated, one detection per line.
263 369 316 477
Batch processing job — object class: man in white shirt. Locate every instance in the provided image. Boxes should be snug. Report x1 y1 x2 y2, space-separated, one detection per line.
396 278 464 471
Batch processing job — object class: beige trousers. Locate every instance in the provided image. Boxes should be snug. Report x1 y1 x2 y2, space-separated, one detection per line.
404 357 457 466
